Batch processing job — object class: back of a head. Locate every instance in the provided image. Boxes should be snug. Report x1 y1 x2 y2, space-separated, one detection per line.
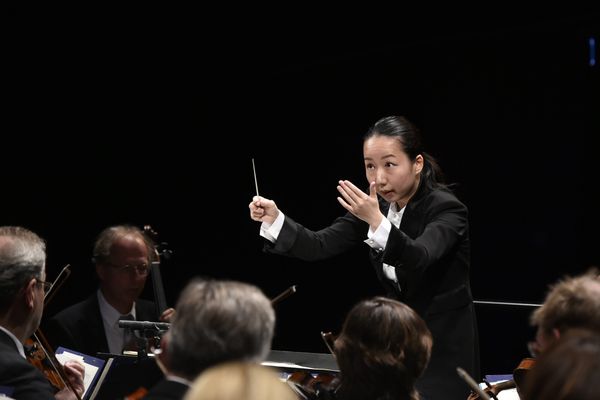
184 362 297 400
522 329 600 400
334 296 432 400
168 278 276 380
530 269 600 335
0 226 46 312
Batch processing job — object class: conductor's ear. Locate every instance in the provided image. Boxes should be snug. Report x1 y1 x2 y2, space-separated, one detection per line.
414 154 424 175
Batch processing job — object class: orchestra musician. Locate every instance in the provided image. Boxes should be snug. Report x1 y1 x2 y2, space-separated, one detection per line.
469 268 600 399
0 226 84 400
521 328 600 400
44 225 174 356
185 362 298 400
145 278 276 399
317 297 432 400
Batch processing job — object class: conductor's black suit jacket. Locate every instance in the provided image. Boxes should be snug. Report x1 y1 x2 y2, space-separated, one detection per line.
265 182 479 400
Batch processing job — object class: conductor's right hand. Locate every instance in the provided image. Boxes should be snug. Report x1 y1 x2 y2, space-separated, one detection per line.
249 196 279 225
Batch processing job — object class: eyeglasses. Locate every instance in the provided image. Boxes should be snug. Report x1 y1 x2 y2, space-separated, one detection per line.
36 279 53 294
105 262 150 276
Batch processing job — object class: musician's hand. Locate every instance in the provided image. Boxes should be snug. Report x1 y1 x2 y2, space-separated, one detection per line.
55 360 85 400
467 389 493 400
249 196 279 225
466 384 502 400
160 307 175 322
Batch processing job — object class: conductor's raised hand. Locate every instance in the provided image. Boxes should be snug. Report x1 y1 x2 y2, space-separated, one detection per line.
337 180 383 230
249 196 280 225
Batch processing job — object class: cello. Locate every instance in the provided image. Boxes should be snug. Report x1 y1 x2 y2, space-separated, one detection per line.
143 225 171 320
118 225 175 359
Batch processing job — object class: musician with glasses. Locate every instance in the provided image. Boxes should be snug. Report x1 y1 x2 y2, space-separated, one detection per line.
45 225 175 357
0 226 84 400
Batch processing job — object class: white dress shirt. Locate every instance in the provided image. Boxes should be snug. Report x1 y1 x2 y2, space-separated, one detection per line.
97 289 136 354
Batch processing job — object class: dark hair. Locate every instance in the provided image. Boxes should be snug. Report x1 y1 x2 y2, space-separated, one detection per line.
522 329 600 400
334 297 432 400
364 116 447 191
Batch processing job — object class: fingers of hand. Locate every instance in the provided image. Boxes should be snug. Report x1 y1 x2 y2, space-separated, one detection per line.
251 207 265 221
337 197 351 212
160 308 175 322
337 184 356 207
369 181 377 197
340 180 365 197
64 360 85 376
338 180 366 206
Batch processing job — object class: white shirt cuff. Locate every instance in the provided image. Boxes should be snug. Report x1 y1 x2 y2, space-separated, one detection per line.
364 217 392 251
259 211 285 242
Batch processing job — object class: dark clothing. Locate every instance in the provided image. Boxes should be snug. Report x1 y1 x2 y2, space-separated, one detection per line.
143 379 189 400
44 294 158 356
44 294 163 399
0 329 56 400
265 183 479 400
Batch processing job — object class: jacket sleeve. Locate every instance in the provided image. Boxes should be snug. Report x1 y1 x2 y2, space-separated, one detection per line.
264 212 368 261
380 193 468 274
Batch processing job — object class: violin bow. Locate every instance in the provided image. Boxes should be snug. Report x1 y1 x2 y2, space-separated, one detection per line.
33 329 82 400
36 264 82 399
271 285 297 306
457 367 492 400
44 264 71 305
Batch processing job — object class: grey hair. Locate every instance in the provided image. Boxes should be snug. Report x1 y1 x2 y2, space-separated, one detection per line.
168 278 276 380
92 225 155 264
0 226 46 311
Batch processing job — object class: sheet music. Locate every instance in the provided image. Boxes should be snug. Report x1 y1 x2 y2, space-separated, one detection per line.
480 379 519 400
55 347 105 400
262 361 338 373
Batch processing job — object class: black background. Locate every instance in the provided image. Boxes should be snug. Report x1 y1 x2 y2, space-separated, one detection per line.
4 6 599 376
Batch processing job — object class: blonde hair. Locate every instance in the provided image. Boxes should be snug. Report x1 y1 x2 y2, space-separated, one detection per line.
184 362 297 400
530 269 600 335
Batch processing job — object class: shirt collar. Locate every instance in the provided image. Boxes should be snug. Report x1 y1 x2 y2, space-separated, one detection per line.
389 202 406 214
0 325 26 358
97 289 137 328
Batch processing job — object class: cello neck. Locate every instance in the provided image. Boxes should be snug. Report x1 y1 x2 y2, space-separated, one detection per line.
150 260 168 317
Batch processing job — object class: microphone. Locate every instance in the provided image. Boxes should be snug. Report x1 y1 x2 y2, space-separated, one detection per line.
118 320 170 331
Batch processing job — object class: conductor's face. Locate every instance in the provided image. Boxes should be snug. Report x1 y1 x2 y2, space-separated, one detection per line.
364 135 423 208
96 235 149 314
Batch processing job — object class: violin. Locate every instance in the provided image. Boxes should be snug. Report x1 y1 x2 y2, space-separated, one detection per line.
25 264 82 400
283 330 340 399
286 370 339 400
466 357 535 400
